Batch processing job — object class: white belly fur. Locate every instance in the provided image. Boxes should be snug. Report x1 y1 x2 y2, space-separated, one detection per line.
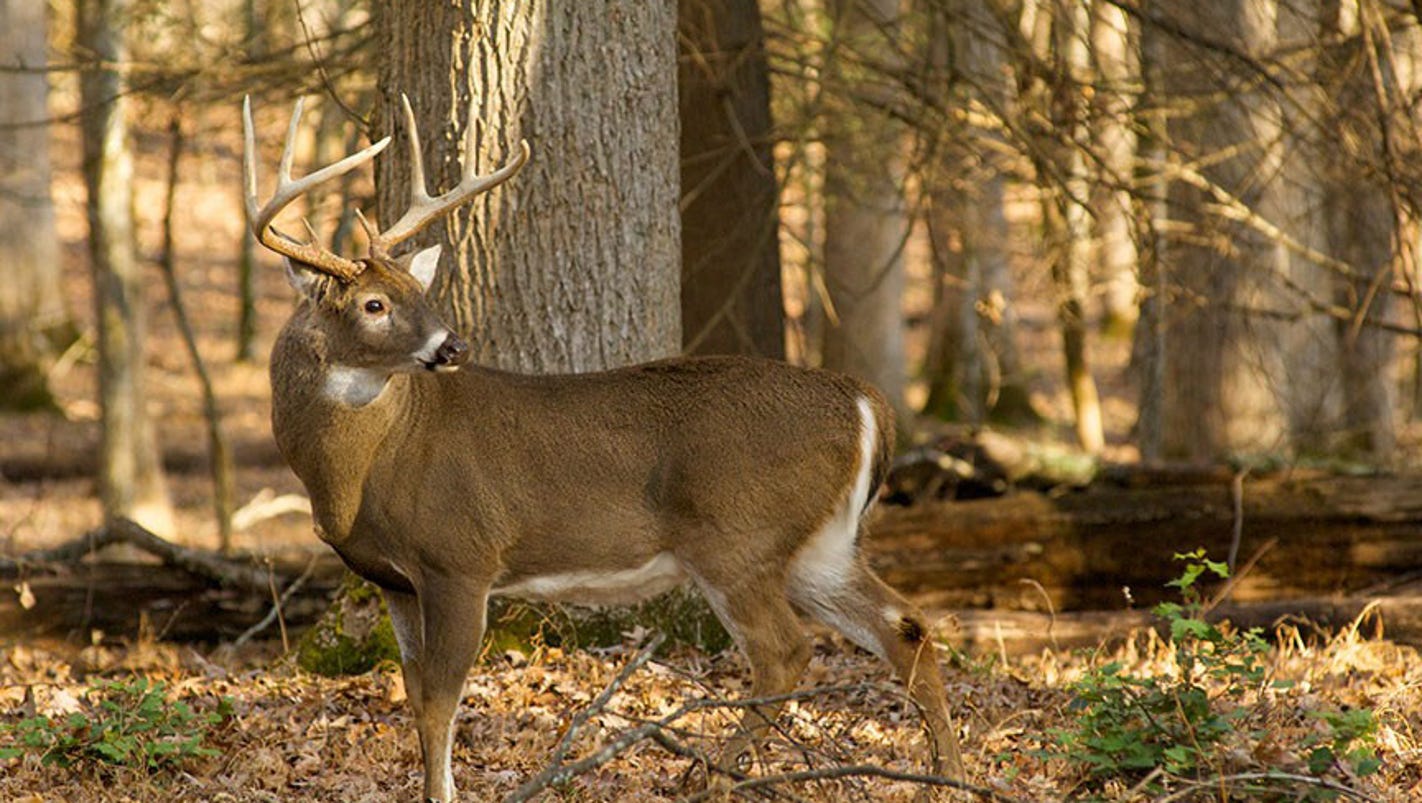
492 552 688 606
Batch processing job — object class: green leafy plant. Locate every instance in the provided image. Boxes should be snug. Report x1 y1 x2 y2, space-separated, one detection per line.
0 676 232 772
1306 708 1381 779
1043 550 1379 797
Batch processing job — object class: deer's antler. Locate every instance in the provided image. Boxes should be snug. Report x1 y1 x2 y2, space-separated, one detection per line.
366 93 531 258
242 96 390 280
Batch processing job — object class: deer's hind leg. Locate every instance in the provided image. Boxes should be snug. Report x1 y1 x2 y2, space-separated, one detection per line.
790 556 966 779
691 567 812 773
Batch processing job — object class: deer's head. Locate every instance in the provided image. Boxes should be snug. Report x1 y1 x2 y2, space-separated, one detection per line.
283 245 469 375
243 95 529 384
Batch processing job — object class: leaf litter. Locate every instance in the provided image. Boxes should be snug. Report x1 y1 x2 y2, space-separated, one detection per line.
1 612 1420 801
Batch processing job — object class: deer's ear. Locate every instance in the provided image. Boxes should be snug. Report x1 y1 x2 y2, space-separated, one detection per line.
284 257 324 297
406 245 442 292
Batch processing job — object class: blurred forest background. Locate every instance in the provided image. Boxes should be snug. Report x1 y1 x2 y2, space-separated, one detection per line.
2 0 1422 625
5 1 1422 800
6 0 1422 537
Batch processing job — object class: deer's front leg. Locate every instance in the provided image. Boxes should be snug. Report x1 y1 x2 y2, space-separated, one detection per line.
412 580 489 803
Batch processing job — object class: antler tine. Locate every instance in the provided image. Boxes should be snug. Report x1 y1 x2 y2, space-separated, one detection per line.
242 95 391 280
369 93 531 256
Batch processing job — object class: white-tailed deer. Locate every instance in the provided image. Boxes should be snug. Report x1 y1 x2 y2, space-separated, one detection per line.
244 94 965 802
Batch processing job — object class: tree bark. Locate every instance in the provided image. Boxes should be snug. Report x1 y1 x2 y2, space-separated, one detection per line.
0 0 70 411
868 471 1422 612
77 0 172 537
677 0 785 359
1318 7 1404 461
1022 0 1104 452
1089 1 1140 337
375 0 681 374
820 0 911 426
922 0 1038 427
1151 0 1294 459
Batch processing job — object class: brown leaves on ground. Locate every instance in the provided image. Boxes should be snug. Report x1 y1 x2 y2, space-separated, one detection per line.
2 620 1420 802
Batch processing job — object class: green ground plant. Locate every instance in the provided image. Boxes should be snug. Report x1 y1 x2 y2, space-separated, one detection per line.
1044 549 1380 799
0 676 232 772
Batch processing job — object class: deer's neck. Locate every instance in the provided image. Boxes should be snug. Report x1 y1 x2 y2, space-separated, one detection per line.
269 317 423 544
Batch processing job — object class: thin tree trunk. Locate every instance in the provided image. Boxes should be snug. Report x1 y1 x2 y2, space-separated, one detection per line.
1134 0 1171 462
235 0 263 363
0 0 70 410
158 117 235 551
678 0 785 359
78 0 172 537
1089 0 1140 337
923 0 1039 427
821 0 911 427
375 0 681 373
1320 7 1405 461
1024 0 1104 452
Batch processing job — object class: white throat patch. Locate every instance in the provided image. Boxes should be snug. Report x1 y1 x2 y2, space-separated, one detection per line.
323 365 390 407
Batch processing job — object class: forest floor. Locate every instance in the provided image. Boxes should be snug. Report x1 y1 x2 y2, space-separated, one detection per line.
5 108 1422 800
2 614 1419 801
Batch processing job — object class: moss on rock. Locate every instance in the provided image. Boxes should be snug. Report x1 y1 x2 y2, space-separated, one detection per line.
298 575 732 677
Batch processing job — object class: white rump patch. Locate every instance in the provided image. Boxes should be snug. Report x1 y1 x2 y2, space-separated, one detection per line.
493 553 687 606
323 365 390 407
788 396 883 657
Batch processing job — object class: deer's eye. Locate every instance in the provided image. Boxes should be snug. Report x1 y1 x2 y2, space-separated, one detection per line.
363 299 386 315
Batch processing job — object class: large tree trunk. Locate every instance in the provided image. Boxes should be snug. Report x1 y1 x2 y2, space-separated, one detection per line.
310 2 685 672
677 0 785 359
1152 0 1294 459
375 0 681 374
77 0 172 538
1319 8 1405 461
0 0 70 411
820 0 911 426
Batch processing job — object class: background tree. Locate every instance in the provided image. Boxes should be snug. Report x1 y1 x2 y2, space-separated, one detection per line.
819 0 913 428
374 0 681 372
77 0 173 536
678 0 785 358
919 0 1039 428
0 0 71 411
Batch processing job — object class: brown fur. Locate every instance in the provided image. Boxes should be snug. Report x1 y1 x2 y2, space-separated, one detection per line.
269 253 965 800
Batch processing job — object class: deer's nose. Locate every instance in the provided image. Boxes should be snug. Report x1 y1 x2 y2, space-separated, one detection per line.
435 334 470 367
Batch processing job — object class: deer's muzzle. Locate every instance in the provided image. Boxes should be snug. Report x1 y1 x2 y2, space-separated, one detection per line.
432 334 470 370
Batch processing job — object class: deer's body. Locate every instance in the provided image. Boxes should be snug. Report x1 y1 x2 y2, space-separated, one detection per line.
275 311 888 603
247 95 964 802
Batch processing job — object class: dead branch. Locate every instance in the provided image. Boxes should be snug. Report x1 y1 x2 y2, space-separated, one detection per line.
507 658 1033 803
1151 771 1381 803
156 113 236 552
1 517 274 596
232 556 319 647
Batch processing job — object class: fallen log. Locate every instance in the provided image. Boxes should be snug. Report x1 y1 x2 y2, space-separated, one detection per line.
942 595 1416 656
1 560 344 642
867 471 1422 612
1 519 344 641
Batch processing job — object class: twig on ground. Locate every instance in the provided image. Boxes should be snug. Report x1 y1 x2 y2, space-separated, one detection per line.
503 633 666 802
233 557 318 647
1227 466 1250 572
1150 771 1380 803
1203 537 1277 616
677 762 1040 803
230 489 312 532
507 657 1031 803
